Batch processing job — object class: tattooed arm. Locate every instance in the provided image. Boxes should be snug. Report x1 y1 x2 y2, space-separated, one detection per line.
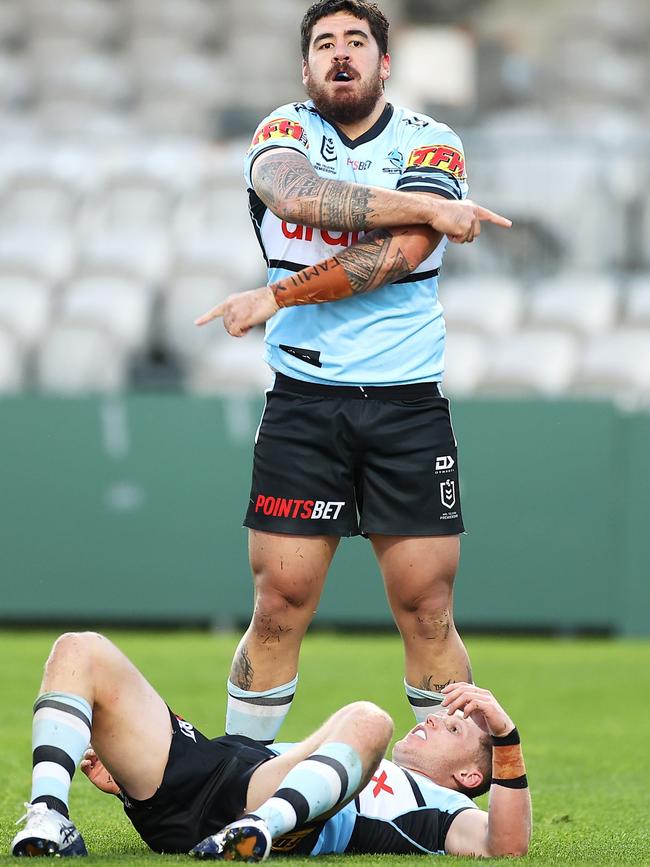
252 148 510 243
195 199 445 335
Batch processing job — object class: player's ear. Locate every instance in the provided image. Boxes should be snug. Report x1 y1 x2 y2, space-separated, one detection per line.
302 58 309 85
453 767 484 792
380 53 391 82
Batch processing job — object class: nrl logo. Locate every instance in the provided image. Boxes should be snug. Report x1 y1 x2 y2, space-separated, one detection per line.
320 136 337 162
440 480 456 510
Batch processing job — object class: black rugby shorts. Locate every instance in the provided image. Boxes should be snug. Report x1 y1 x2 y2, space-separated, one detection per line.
244 373 465 537
122 711 274 853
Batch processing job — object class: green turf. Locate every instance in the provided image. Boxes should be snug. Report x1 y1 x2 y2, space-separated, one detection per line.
1 630 649 864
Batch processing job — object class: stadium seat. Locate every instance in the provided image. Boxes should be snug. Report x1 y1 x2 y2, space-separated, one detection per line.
484 329 579 395
0 0 25 47
134 53 229 111
526 275 619 335
127 0 217 43
25 0 122 45
0 326 25 392
0 174 79 229
161 269 231 362
78 228 172 286
36 323 128 394
623 275 650 327
439 276 524 336
60 273 153 350
0 271 52 349
0 228 75 284
188 330 271 394
83 174 176 231
0 53 32 109
34 52 132 107
570 330 650 398
440 330 487 396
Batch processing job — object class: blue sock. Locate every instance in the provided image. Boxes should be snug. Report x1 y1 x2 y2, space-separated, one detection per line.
404 680 445 723
251 742 362 838
225 676 297 744
31 692 92 818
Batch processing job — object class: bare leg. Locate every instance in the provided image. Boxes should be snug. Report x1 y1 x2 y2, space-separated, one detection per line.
245 701 393 811
40 632 172 800
372 535 472 690
229 530 339 690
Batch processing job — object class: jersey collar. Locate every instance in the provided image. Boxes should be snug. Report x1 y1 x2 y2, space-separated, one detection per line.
315 102 394 150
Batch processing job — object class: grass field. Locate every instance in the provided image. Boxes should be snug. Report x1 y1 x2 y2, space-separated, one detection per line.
1 630 649 865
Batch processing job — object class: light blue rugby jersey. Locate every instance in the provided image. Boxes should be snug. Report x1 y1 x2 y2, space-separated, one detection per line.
270 749 477 856
244 100 469 386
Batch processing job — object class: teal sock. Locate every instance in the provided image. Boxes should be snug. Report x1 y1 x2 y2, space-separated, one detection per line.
404 679 445 722
225 676 297 744
31 692 92 817
252 742 362 838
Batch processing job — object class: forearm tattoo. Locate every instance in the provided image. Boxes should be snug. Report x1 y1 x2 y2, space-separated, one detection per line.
336 228 413 294
254 152 379 231
232 645 254 690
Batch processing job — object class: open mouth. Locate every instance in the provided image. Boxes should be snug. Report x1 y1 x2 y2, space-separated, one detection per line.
333 70 354 82
410 725 427 741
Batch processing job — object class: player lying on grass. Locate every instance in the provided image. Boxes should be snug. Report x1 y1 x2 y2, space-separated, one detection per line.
12 632 531 860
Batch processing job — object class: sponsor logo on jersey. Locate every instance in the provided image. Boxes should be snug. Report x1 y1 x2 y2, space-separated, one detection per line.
403 115 429 127
320 135 337 162
347 157 372 171
406 145 466 179
435 455 455 472
254 495 345 520
249 118 309 150
177 718 197 742
281 221 362 248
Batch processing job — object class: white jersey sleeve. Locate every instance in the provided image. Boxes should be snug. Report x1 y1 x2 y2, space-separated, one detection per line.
244 103 311 188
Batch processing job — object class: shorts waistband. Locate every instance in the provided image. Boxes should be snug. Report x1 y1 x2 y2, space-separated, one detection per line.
274 373 442 400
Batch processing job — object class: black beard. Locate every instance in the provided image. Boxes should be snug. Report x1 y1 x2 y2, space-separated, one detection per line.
306 68 384 126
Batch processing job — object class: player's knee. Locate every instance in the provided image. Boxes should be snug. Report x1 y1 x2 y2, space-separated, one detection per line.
47 631 108 672
253 583 314 623
346 701 394 751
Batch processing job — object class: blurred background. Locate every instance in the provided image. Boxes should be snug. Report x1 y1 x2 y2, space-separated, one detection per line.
0 0 648 636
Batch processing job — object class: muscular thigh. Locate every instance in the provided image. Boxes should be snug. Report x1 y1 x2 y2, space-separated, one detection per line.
359 395 465 536
88 638 173 800
372 534 461 610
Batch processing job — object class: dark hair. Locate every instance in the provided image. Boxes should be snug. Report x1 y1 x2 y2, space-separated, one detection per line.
456 732 493 799
300 0 390 59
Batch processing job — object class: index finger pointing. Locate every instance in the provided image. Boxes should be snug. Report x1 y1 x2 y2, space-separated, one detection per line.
475 206 512 228
195 303 225 326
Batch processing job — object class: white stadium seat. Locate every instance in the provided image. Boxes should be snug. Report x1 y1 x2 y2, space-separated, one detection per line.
188 330 271 395
622 275 650 328
527 275 619 335
25 0 122 44
78 228 172 286
440 330 487 396
0 0 25 46
0 174 79 228
0 53 32 108
484 330 579 395
60 274 153 350
36 323 128 394
161 270 231 361
570 330 650 397
0 326 25 392
439 276 524 336
127 0 217 42
0 271 52 349
34 52 132 107
83 174 175 230
0 228 75 284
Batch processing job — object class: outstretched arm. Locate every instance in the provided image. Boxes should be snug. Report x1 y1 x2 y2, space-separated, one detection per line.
252 148 510 244
442 684 532 858
195 217 443 335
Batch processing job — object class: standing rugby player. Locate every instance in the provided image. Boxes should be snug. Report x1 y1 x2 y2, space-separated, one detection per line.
197 0 511 743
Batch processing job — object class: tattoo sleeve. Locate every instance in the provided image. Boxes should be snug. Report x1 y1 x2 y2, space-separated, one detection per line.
254 150 385 231
271 225 440 307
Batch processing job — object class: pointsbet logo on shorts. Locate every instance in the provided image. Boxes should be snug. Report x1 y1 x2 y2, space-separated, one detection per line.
406 145 466 179
255 495 345 520
249 118 309 150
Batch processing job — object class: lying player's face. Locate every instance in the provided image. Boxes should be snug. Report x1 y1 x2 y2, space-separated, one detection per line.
302 11 390 125
392 710 483 785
